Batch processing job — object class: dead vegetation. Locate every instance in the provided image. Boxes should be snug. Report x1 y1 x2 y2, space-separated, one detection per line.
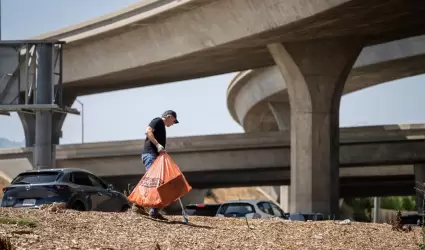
39 202 67 213
0 207 422 250
390 210 412 232
0 176 10 200
0 236 13 250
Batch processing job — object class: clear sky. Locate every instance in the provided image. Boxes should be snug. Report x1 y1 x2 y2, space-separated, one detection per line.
1 0 424 145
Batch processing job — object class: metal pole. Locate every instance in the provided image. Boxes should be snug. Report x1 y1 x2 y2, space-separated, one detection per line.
58 44 63 107
373 197 380 223
24 44 29 104
76 99 84 143
34 43 54 169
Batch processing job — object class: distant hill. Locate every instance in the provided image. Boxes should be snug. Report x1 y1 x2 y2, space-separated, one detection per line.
0 138 24 149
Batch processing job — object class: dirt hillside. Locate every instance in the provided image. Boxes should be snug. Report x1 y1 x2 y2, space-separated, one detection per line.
0 207 421 250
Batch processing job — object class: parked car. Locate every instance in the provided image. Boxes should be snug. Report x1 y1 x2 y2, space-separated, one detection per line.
215 200 289 219
185 203 221 217
1 168 130 212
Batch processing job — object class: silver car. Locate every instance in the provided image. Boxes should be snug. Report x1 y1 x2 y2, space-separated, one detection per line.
215 200 288 219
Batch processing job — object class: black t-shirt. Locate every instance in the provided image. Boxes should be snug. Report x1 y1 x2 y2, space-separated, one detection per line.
143 117 166 156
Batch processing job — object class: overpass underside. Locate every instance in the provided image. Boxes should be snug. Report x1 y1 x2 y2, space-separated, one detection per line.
101 170 415 198
35 0 425 97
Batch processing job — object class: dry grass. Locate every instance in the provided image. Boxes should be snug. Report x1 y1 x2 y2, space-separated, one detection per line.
0 235 13 250
0 207 421 250
0 176 10 200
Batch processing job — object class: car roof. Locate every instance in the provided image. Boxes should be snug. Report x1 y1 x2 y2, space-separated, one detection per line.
223 200 272 204
23 168 96 175
186 203 221 206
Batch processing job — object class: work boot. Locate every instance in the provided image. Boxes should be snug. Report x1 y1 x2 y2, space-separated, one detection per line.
149 208 168 221
132 204 149 216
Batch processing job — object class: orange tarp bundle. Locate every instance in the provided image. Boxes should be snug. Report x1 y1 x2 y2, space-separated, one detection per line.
128 152 192 208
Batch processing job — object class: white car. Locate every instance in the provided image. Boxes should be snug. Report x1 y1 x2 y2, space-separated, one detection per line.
215 200 288 220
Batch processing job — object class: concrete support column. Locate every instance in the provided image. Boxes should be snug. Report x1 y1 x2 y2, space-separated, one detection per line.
414 164 425 213
18 94 76 168
19 113 36 147
267 39 362 217
268 101 291 211
34 44 54 169
268 101 290 131
280 185 290 212
19 109 70 147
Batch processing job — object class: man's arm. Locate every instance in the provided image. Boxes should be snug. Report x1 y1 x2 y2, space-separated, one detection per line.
145 126 160 146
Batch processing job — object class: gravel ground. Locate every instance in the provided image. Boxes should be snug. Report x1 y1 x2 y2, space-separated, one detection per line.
0 207 422 250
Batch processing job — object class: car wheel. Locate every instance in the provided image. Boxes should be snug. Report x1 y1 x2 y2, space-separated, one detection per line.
121 205 130 212
71 201 85 211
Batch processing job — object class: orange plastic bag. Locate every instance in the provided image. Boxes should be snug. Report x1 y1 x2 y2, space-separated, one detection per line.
128 152 192 208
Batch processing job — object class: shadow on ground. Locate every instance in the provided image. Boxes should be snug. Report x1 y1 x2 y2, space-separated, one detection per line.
146 217 214 229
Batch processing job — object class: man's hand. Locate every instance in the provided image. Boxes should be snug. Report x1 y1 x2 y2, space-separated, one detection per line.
156 144 165 152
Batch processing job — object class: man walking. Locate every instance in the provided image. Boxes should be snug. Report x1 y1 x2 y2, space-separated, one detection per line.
134 110 179 220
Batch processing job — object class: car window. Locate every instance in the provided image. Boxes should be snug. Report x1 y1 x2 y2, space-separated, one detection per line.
12 172 60 184
218 203 255 216
217 204 228 214
270 203 284 217
303 214 316 221
257 202 274 215
289 213 306 221
88 174 107 189
69 172 93 187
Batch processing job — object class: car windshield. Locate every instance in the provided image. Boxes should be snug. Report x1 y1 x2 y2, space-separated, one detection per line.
12 172 60 184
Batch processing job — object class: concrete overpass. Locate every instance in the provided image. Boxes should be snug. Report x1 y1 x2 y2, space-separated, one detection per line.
28 0 423 96
1 0 421 97
1 124 424 192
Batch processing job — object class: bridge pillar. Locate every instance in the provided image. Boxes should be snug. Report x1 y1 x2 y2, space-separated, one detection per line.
18 94 76 168
414 164 425 213
268 101 290 131
268 101 291 212
267 39 362 218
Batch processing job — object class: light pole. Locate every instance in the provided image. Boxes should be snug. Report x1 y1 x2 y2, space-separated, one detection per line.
75 99 84 143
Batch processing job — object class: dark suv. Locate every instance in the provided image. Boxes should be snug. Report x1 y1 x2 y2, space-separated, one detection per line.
185 203 221 217
1 168 130 212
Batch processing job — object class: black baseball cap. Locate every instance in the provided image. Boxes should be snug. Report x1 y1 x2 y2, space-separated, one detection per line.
162 110 179 124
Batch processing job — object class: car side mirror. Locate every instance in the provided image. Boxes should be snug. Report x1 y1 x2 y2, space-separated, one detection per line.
107 184 114 190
